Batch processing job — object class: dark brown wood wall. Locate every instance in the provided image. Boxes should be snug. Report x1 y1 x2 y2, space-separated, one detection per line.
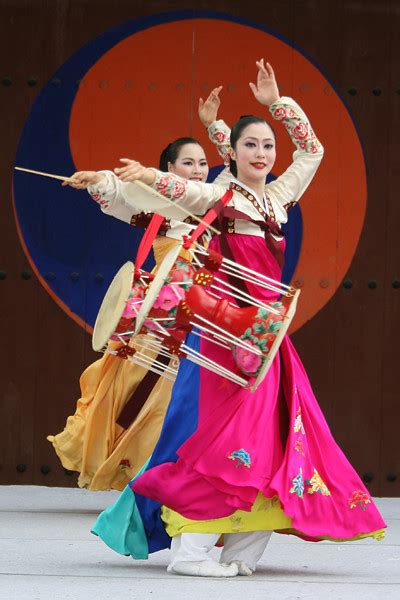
0 0 399 496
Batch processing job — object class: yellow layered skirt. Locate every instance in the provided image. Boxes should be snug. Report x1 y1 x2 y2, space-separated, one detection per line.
48 237 186 490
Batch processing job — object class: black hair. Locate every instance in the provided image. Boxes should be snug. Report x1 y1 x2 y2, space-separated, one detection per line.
229 115 276 177
159 137 202 171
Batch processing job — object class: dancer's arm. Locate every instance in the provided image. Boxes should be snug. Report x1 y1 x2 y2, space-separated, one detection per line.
114 159 225 216
250 60 324 211
266 97 324 211
199 86 233 169
63 169 150 224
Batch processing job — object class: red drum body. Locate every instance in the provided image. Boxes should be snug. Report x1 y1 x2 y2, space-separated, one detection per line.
132 242 300 391
92 243 299 390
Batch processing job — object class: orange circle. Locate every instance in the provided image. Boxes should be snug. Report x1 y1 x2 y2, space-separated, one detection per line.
70 18 366 332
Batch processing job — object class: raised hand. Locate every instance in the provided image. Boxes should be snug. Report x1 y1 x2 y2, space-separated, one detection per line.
114 159 155 185
62 171 104 189
249 60 280 106
198 86 223 127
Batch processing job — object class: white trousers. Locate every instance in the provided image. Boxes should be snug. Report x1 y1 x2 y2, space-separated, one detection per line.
169 531 272 572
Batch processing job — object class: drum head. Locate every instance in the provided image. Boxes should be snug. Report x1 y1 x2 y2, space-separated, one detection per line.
134 243 183 335
92 261 135 351
252 289 301 390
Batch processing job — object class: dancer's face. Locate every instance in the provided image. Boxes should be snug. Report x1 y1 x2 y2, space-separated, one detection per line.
168 143 209 182
232 123 276 183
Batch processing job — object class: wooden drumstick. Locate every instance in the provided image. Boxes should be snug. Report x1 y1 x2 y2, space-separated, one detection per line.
14 166 220 236
15 166 69 181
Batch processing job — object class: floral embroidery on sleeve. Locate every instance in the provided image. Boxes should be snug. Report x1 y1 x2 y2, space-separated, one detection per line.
270 98 322 155
208 119 233 166
154 173 187 200
89 189 110 209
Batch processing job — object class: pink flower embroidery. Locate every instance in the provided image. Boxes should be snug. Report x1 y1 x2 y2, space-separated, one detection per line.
155 176 170 195
235 341 262 375
91 193 102 203
272 107 287 121
153 284 185 311
309 140 321 154
294 408 305 434
294 436 305 456
212 131 228 144
169 260 194 284
172 180 187 199
122 297 142 319
143 319 159 331
348 490 371 511
291 122 309 140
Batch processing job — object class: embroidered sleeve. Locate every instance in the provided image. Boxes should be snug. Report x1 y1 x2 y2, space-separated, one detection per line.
206 119 235 188
207 119 233 166
266 96 324 211
87 170 145 223
146 170 224 217
87 170 115 210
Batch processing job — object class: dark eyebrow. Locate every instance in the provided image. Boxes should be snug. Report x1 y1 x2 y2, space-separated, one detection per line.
179 157 207 161
243 136 274 142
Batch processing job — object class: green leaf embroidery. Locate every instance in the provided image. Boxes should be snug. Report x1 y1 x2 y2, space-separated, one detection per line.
268 321 283 333
256 307 270 319
253 322 267 334
242 328 253 340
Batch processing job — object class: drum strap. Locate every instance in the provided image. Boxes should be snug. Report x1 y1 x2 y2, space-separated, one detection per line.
183 189 234 248
134 214 165 278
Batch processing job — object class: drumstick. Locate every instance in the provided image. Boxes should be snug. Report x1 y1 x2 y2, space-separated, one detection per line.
15 166 69 181
14 166 221 236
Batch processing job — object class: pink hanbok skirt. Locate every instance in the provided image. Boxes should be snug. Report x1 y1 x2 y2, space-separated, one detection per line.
133 234 386 541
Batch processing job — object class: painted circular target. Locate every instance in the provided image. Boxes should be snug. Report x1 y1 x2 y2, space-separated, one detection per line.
13 11 366 333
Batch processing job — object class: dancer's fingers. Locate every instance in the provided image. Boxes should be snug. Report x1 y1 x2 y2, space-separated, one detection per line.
266 62 275 79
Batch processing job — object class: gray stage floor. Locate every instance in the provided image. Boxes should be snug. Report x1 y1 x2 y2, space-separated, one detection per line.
0 486 399 600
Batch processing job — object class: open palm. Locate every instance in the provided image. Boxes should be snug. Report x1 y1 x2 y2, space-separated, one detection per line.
249 60 280 106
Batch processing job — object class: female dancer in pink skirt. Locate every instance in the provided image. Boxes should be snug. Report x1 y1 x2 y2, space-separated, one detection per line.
97 59 386 577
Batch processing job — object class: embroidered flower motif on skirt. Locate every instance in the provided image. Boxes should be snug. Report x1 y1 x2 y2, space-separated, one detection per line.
294 407 305 434
290 467 304 498
294 436 305 456
228 448 251 468
306 469 330 496
119 459 131 470
348 490 371 511
230 514 243 531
